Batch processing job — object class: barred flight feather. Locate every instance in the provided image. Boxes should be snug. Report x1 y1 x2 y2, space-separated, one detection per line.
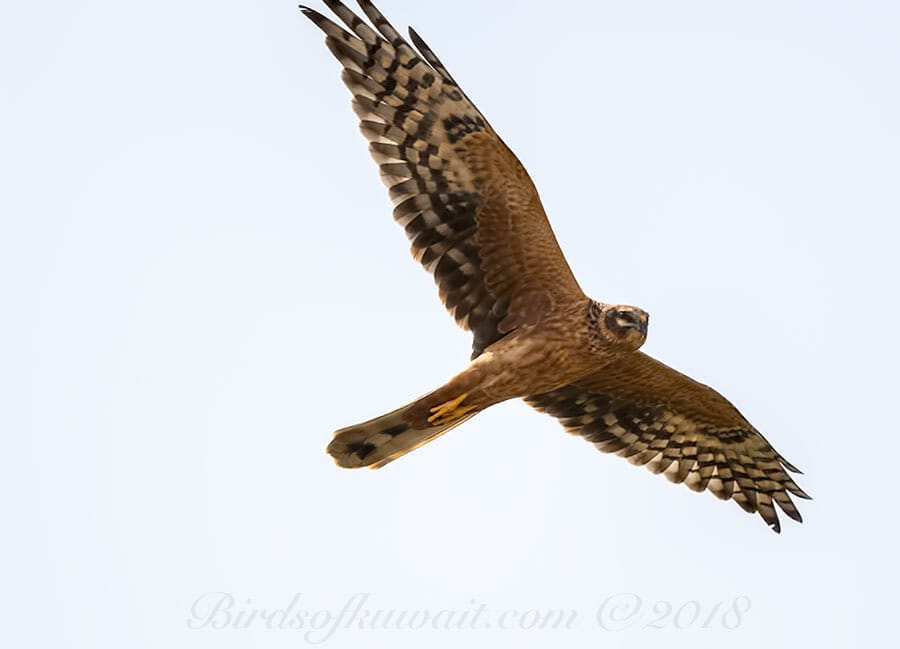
526 352 811 533
300 0 583 358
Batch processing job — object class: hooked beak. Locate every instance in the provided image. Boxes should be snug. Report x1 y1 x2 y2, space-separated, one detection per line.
636 312 649 337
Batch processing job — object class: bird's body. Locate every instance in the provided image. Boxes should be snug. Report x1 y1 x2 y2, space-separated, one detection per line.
300 0 810 532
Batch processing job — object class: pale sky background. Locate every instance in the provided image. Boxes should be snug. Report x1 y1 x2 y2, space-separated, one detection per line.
2 1 899 647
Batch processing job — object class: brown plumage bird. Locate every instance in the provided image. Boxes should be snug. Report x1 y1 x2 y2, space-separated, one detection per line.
299 0 809 532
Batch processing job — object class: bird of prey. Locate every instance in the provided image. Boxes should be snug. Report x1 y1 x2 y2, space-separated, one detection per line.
299 0 809 532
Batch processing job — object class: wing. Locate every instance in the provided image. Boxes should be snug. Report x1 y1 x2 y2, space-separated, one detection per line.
301 1 584 357
525 352 810 532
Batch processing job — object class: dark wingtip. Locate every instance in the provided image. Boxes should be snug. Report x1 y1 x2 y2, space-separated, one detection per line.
299 4 332 24
299 4 339 33
408 27 429 57
324 0 349 13
785 508 804 524
780 455 803 474
298 5 320 21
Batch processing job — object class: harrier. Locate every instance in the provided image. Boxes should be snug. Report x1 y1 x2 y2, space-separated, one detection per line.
299 1 809 532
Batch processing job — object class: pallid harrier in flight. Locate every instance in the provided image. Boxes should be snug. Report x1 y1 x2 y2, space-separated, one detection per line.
300 0 809 532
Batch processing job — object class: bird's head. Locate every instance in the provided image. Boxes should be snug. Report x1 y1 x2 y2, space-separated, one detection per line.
589 302 649 352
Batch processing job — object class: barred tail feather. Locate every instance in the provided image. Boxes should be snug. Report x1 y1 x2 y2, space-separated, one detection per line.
327 399 477 469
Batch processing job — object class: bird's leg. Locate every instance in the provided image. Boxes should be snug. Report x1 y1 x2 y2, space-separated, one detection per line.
427 392 475 425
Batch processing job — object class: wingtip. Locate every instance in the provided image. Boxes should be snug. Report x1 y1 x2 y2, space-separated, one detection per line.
324 0 350 12
408 26 432 56
298 4 320 21
299 4 337 31
789 481 813 500
780 455 803 474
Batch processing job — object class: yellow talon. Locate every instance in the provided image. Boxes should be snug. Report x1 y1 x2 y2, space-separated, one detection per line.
428 392 472 425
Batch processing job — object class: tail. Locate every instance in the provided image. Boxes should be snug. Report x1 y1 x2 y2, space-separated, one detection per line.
327 395 478 469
